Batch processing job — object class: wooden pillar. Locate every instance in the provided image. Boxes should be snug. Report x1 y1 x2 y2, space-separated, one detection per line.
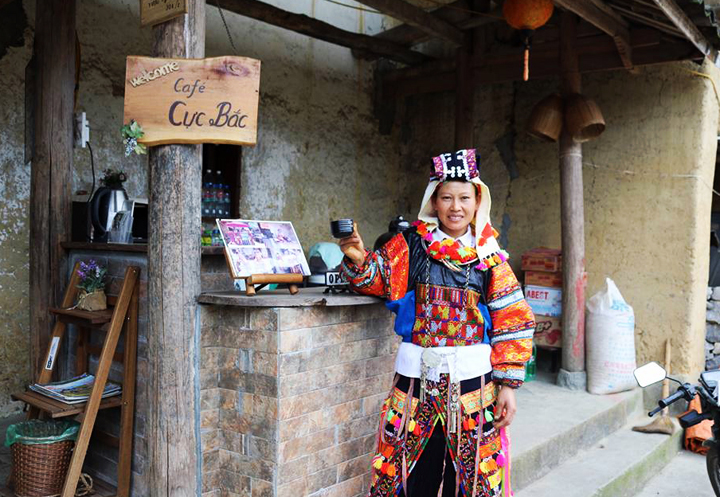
557 11 587 390
30 0 75 379
147 1 205 495
454 44 473 149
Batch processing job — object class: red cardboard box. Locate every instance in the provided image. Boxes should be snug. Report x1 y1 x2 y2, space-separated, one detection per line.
534 314 562 348
525 270 563 288
521 248 562 273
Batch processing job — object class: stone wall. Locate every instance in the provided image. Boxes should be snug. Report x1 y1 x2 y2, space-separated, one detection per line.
706 287 720 370
199 303 396 497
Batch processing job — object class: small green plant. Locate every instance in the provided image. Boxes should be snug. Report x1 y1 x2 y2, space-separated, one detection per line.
100 169 128 189
121 120 147 157
77 260 107 293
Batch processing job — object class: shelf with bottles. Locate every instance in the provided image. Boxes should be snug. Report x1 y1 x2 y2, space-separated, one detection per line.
202 169 233 219
201 144 242 220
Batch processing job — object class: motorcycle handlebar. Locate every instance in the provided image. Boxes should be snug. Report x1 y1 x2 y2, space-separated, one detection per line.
649 388 688 416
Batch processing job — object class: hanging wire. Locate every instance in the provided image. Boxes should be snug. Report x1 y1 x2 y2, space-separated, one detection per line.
321 0 504 21
213 0 239 55
324 0 383 14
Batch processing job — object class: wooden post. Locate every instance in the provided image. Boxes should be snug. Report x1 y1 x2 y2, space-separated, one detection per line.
30 0 75 379
454 45 474 149
147 1 205 494
558 11 587 390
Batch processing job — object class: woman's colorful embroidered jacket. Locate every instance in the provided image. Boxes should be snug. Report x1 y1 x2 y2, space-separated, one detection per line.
342 228 535 388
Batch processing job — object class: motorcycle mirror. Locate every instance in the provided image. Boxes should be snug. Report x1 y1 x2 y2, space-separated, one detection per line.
633 362 667 388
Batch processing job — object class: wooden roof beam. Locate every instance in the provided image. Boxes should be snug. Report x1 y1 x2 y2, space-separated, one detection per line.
219 0 429 65
355 0 465 46
381 28 693 94
553 0 634 69
650 0 720 65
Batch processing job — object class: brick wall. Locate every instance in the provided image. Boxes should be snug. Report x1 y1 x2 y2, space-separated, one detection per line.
200 302 396 497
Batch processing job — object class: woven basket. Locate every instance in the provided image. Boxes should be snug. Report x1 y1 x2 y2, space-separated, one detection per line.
565 93 605 142
527 93 564 142
11 440 74 497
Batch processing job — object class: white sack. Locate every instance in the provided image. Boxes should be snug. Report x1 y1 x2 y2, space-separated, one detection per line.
586 278 637 394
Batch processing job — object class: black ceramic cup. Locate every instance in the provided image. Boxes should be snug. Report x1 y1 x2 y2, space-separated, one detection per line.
330 219 354 239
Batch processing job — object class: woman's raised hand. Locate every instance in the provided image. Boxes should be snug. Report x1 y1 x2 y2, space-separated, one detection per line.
338 223 366 266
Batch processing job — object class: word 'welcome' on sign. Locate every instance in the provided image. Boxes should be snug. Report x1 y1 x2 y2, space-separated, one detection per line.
123 55 261 147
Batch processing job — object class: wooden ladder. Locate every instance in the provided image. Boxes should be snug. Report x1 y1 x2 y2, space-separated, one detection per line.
11 263 140 497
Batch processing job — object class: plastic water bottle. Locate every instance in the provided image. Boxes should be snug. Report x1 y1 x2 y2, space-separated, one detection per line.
211 228 223 246
525 344 537 382
223 184 231 216
202 169 213 217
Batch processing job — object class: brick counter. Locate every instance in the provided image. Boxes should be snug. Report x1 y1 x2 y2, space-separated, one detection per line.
198 291 397 497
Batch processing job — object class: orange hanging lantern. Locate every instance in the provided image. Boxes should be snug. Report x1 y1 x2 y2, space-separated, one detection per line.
503 0 554 81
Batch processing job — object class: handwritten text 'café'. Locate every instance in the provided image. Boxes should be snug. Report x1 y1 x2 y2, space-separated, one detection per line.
123 56 261 146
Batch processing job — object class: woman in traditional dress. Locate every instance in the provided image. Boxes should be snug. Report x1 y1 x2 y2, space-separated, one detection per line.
339 149 535 497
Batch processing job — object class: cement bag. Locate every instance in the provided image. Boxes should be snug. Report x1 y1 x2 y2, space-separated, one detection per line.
586 278 636 394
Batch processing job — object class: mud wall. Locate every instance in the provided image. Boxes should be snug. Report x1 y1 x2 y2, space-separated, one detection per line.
399 61 720 375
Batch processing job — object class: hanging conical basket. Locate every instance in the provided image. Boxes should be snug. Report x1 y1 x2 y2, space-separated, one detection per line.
527 93 564 142
565 93 605 142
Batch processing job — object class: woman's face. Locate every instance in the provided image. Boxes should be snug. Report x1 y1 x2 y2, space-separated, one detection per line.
431 181 479 239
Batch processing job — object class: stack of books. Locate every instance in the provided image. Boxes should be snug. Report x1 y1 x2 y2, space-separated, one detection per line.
29 373 121 404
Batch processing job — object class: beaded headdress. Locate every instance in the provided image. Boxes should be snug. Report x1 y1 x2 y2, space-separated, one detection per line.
417 149 508 269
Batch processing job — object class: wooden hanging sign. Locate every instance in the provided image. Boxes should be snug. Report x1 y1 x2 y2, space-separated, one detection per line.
123 56 261 146
140 0 188 27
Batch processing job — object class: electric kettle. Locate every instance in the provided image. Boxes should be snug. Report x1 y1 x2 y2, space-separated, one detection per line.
90 187 128 242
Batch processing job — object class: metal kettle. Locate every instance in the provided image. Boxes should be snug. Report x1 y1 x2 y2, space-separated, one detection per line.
90 187 128 242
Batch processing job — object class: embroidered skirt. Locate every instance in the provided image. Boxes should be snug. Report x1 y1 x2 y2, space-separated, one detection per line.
368 373 509 497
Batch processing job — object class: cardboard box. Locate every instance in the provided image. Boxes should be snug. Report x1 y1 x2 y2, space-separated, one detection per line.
521 248 562 273
525 270 563 288
534 314 562 348
525 285 562 317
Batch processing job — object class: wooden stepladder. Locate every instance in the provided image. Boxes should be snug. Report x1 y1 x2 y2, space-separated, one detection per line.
11 263 140 497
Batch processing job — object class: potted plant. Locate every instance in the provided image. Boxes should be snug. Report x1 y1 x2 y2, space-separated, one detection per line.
75 260 108 311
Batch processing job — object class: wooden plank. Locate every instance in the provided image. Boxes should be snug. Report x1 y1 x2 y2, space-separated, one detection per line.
61 241 148 253
61 267 138 497
219 0 429 65
117 278 139 497
651 0 720 64
197 287 382 307
454 45 473 148
373 0 473 48
140 0 188 27
553 0 634 68
123 56 261 146
76 327 88 374
384 30 692 95
558 11 587 384
30 0 75 381
11 391 123 418
86 344 124 363
355 0 464 46
147 1 203 495
50 307 114 324
34 263 82 386
92 429 121 448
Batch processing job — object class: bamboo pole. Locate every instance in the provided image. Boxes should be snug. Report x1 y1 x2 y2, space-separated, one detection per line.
558 11 588 390
147 1 205 494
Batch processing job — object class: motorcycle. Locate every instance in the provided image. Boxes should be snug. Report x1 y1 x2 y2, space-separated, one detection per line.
634 362 720 496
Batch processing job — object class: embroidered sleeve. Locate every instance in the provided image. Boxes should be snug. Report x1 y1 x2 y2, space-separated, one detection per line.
487 261 535 388
340 233 410 301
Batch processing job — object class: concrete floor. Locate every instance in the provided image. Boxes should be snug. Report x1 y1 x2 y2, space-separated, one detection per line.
636 449 715 497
